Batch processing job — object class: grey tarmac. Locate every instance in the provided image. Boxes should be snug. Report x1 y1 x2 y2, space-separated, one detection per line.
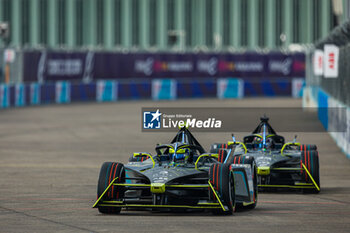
0 98 349 233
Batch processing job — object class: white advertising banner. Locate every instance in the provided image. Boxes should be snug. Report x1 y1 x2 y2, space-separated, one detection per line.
323 45 339 78
313 50 324 76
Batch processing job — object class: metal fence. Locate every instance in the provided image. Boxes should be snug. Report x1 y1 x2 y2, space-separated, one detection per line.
308 20 350 106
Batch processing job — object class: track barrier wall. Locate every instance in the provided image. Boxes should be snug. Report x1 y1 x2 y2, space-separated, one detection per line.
0 78 304 109
0 50 305 105
303 86 350 159
20 51 305 82
303 19 350 159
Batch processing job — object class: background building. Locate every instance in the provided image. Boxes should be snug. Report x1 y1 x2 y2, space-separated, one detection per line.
0 0 349 51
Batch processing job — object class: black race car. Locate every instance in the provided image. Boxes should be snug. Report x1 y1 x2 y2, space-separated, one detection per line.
93 126 257 215
211 116 320 193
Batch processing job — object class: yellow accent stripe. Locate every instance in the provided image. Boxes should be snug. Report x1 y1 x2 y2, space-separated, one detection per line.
258 184 316 189
93 177 119 208
102 201 123 204
301 163 320 191
295 182 313 186
243 201 255 206
113 184 209 188
133 153 156 168
195 154 218 170
280 142 301 155
236 142 247 154
148 155 156 169
208 181 226 212
271 168 302 171
227 141 247 154
98 204 222 209
198 203 220 206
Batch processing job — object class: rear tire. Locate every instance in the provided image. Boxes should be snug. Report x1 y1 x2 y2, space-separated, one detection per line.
209 163 235 215
299 144 317 151
300 150 320 193
97 162 125 214
210 143 230 153
233 155 258 209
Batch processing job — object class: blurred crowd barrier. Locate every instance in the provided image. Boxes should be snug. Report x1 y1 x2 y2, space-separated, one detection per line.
303 20 350 159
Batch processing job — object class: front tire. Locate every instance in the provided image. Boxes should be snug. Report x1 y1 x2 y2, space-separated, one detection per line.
97 162 125 214
209 163 235 215
301 150 320 193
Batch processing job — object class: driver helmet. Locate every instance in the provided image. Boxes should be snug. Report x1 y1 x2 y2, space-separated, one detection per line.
169 147 190 163
253 136 263 149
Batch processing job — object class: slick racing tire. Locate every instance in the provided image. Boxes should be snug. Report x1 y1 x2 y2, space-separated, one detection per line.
97 162 125 214
300 150 320 194
233 155 258 209
210 143 230 153
299 144 317 151
209 163 236 215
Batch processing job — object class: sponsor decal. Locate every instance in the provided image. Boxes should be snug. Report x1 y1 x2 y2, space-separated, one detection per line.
135 58 154 76
24 51 306 82
323 44 339 78
135 58 193 76
269 58 293 75
234 62 263 72
197 58 235 75
35 52 90 82
198 57 263 75
218 61 235 72
47 59 82 76
313 50 324 75
197 58 218 75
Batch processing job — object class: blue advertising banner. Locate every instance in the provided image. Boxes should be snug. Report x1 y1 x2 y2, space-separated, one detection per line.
96 80 117 102
55 81 71 104
22 51 305 82
30 83 41 105
217 78 243 99
0 84 9 108
177 79 216 98
15 84 25 107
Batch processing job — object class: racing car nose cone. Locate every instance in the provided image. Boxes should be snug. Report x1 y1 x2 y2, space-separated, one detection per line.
257 166 270 175
151 183 166 193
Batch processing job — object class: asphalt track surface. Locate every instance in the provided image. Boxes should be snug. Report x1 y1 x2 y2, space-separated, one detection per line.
0 98 349 233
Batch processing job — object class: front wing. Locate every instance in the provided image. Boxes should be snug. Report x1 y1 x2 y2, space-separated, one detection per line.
257 162 320 191
93 167 255 212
